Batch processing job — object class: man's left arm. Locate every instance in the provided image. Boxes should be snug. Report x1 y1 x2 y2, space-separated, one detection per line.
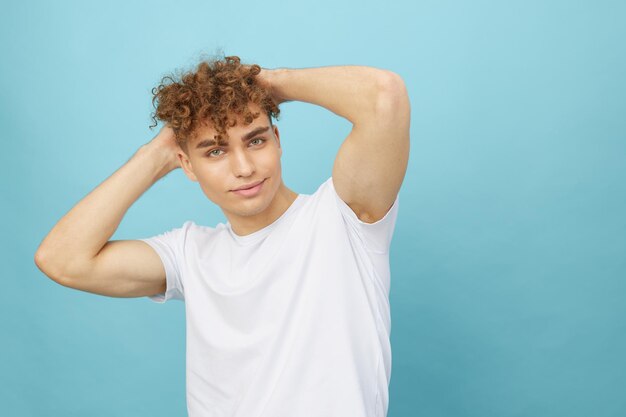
259 65 410 223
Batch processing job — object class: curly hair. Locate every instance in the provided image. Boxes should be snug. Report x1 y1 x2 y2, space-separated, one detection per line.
149 55 281 154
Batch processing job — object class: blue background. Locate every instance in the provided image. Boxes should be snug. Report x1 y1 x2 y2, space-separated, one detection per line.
2 0 625 416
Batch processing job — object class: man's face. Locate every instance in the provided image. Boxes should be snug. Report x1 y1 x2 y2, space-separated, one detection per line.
178 104 284 223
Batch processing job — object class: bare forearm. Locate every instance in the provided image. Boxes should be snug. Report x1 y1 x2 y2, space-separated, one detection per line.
34 143 172 279
265 66 393 124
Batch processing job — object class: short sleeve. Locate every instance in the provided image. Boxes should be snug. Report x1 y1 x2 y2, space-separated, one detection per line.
327 177 400 254
138 221 192 303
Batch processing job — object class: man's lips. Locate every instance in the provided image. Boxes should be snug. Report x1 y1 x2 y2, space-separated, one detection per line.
231 179 265 191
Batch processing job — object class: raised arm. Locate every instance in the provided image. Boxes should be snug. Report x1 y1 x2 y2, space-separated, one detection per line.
259 65 410 223
34 126 183 298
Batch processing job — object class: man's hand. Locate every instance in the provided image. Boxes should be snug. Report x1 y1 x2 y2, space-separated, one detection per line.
256 68 289 106
145 124 184 174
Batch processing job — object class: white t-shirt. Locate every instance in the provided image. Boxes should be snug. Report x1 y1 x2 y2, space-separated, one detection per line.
140 176 400 417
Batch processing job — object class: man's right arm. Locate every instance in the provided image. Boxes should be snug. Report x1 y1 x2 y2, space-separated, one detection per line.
33 126 183 298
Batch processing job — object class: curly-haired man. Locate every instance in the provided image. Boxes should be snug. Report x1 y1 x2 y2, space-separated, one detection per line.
35 54 410 417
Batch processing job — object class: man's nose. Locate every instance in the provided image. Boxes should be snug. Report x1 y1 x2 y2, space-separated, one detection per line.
230 148 255 177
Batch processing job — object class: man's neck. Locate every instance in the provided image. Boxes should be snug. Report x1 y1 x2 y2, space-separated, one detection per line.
228 183 299 236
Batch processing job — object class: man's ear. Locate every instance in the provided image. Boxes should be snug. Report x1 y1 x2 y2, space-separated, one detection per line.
178 151 199 182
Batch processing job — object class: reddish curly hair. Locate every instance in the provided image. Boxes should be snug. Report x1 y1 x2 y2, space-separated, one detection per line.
149 55 281 154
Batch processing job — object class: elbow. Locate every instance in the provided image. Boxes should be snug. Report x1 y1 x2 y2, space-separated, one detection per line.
34 250 66 285
34 249 49 274
374 71 411 121
377 70 405 91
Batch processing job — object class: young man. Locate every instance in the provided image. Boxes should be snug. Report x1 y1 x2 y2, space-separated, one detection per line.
34 55 410 417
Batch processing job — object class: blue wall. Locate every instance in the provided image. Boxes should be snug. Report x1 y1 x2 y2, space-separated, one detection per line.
2 0 625 416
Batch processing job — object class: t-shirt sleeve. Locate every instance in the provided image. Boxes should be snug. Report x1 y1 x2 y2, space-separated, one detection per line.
327 176 400 254
138 221 192 303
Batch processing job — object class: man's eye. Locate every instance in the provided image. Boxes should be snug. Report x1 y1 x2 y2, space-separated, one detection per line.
206 139 264 157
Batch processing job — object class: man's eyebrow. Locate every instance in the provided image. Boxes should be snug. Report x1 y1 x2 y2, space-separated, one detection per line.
195 126 271 150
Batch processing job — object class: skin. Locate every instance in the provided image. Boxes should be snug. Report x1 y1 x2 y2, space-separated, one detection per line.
177 102 299 237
